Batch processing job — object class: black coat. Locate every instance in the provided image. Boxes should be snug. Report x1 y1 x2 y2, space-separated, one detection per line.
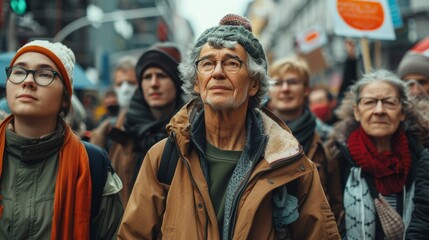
406 149 429 239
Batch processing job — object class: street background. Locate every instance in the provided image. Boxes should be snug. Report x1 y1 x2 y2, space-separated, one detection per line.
0 0 428 122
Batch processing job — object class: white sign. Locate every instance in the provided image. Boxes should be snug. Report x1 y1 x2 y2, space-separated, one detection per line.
295 24 328 54
330 0 396 40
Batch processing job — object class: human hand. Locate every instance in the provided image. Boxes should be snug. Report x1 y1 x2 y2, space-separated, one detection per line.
345 38 356 59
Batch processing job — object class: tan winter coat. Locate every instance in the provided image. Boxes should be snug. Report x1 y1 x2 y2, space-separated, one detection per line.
118 102 340 239
307 133 343 223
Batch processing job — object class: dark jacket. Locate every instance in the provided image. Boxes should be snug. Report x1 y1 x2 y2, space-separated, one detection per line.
109 91 186 207
406 149 429 239
328 128 421 239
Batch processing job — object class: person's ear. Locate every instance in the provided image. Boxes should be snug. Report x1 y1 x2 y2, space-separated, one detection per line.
248 79 259 97
399 111 405 122
194 79 200 94
353 104 361 122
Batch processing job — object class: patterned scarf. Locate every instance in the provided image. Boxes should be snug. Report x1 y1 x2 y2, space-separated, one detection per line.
344 167 415 240
347 126 411 195
344 167 377 240
0 115 92 239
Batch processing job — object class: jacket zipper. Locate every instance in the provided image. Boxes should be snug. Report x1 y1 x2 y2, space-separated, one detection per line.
226 135 267 239
170 131 209 239
227 142 304 239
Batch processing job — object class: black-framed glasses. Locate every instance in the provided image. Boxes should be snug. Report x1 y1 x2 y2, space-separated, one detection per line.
195 57 245 75
357 96 401 110
5 66 63 86
268 78 303 88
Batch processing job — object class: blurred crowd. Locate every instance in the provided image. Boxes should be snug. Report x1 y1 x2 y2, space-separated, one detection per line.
1 13 429 240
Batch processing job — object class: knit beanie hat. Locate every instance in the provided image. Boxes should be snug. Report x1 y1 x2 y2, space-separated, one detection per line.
194 13 267 71
135 42 182 96
9 40 75 101
397 36 429 79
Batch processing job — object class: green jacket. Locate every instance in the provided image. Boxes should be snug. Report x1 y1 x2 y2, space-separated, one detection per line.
0 125 123 240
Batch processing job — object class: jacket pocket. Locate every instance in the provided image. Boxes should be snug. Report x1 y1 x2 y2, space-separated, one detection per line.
321 203 339 239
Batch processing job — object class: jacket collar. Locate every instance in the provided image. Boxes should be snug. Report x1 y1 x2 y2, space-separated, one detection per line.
166 100 302 166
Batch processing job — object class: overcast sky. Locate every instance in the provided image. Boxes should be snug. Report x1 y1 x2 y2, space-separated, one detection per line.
178 0 252 40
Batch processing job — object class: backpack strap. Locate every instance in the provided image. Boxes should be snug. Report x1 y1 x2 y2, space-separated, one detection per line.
82 141 111 219
157 134 179 185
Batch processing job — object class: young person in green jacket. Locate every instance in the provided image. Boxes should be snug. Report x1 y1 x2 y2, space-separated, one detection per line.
0 40 123 239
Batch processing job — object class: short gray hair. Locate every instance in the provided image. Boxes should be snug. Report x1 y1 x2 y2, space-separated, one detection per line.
179 39 269 110
349 69 411 110
111 56 137 80
334 69 429 147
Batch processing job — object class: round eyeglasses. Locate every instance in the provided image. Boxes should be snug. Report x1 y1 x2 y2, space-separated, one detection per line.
357 96 401 110
268 78 303 88
5 66 63 87
195 57 245 75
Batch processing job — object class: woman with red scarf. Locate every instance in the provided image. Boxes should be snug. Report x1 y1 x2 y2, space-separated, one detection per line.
326 69 429 239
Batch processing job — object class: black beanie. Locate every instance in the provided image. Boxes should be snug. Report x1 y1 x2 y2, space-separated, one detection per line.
135 42 182 96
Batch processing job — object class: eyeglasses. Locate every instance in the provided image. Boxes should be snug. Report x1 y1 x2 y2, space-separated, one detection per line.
195 57 245 75
5 66 62 87
405 78 429 87
268 78 302 88
357 96 401 110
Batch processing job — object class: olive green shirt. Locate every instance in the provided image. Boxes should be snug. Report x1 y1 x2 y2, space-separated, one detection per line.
206 142 241 232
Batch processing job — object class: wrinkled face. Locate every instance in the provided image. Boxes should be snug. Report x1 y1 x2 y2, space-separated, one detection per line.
141 67 177 109
354 81 405 140
6 52 65 119
194 43 258 111
402 73 429 97
269 71 309 113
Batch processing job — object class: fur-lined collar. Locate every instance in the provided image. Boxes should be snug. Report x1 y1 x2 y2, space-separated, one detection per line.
166 100 302 166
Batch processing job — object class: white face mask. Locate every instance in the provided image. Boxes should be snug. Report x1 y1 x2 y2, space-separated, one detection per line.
114 82 137 108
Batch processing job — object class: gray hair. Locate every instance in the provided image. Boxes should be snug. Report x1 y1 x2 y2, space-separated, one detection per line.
111 56 137 79
179 38 269 110
349 69 411 110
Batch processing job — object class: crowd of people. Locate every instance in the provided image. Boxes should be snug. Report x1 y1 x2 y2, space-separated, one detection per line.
0 13 428 239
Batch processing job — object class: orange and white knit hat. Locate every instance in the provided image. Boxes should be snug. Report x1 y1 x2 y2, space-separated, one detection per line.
9 40 75 101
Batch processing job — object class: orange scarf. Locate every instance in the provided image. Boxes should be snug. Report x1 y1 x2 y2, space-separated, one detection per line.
0 115 92 239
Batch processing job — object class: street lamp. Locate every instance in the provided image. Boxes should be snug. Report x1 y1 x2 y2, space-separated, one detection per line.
53 5 164 42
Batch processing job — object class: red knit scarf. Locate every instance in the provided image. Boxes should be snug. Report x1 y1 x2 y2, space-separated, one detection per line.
347 126 411 195
0 115 92 239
